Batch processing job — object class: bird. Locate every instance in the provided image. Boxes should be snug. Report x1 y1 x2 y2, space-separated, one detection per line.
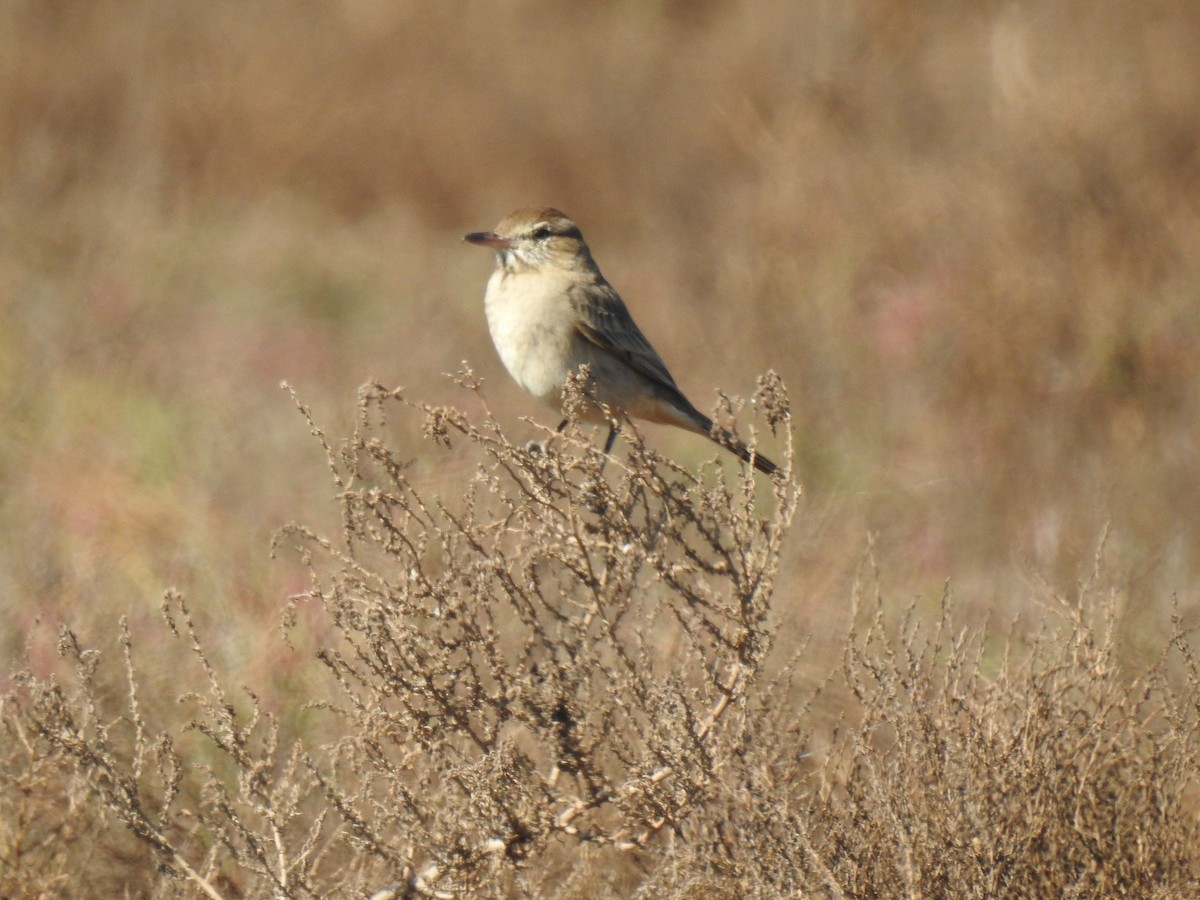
463 207 777 476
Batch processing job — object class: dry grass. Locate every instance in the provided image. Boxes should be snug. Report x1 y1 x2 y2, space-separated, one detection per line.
7 383 1199 897
3 0 1200 895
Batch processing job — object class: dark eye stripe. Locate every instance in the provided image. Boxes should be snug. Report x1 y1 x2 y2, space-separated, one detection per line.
532 223 582 241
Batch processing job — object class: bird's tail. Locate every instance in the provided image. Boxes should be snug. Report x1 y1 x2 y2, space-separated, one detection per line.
713 429 779 476
664 399 780 477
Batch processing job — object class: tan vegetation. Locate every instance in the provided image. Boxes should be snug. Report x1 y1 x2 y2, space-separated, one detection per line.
2 1 1200 896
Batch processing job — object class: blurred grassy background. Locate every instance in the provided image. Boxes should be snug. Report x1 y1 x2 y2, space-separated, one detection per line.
2 0 1198 685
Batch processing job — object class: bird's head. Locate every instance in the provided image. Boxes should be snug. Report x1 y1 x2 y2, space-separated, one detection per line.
464 207 593 272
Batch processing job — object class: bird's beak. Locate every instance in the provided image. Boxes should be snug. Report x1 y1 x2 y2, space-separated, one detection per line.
464 231 514 249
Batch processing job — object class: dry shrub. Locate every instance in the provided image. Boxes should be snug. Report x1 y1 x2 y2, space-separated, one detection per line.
5 379 1199 897
7 375 796 897
654 555 1200 898
279 371 796 895
0 690 115 899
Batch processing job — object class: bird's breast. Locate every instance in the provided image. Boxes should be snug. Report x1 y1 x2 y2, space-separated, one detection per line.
483 269 580 405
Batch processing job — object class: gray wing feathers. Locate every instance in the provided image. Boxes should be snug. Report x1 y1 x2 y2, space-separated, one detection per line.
567 280 685 397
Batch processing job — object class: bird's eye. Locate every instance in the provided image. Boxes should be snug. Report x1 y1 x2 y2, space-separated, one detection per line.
532 226 552 240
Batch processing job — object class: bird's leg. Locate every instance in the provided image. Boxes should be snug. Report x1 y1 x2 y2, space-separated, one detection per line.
556 417 618 475
527 418 571 457
602 424 618 456
574 422 618 515
587 422 616 477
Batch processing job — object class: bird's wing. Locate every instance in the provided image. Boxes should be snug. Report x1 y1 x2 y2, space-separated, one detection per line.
567 279 685 397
